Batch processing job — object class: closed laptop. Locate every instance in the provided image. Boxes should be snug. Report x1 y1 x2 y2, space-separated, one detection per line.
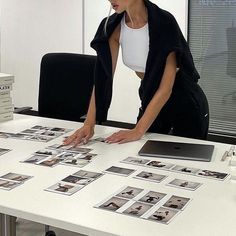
138 140 214 162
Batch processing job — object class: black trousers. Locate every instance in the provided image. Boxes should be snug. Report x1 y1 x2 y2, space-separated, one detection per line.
138 78 209 140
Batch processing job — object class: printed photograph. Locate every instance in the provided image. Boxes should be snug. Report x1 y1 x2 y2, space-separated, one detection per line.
50 127 72 133
122 202 152 217
134 171 167 183
116 186 143 199
22 154 49 164
197 169 228 180
138 191 167 205
38 130 63 137
35 149 62 156
62 175 93 185
45 181 83 195
26 135 54 142
0 178 21 190
104 166 136 176
0 173 32 182
66 146 92 154
163 195 191 210
38 157 61 167
121 157 150 165
78 153 97 161
146 161 175 169
31 125 50 130
0 148 11 156
167 179 202 191
20 129 39 134
98 196 129 211
171 165 200 174
73 170 103 179
148 207 179 224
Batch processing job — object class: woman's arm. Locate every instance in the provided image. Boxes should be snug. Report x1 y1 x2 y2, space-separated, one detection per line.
106 51 177 144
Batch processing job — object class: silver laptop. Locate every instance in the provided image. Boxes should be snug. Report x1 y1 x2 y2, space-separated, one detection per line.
138 140 214 162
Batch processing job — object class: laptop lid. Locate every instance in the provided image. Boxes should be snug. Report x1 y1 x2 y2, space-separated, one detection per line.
138 140 214 162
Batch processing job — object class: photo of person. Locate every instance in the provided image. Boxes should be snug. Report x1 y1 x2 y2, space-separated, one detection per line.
73 170 103 179
197 170 228 180
62 175 93 186
163 195 191 210
116 186 143 199
98 197 129 211
121 157 150 165
79 153 97 161
45 181 83 196
23 154 48 164
35 149 62 156
0 179 21 190
134 171 167 183
38 157 61 167
0 173 32 182
104 166 135 176
122 202 152 217
148 207 178 224
171 165 200 174
147 161 174 169
138 191 166 205
167 179 202 191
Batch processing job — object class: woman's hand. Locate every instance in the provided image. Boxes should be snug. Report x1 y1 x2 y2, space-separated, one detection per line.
63 124 94 146
105 128 144 144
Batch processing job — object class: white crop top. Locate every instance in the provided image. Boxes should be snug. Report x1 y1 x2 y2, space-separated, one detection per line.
119 15 149 73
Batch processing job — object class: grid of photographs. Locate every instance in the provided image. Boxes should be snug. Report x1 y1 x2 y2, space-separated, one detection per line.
121 157 229 181
0 172 33 190
95 185 191 224
0 125 73 142
21 143 97 168
45 170 103 196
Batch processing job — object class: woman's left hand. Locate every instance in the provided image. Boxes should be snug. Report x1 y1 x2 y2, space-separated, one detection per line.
105 128 144 144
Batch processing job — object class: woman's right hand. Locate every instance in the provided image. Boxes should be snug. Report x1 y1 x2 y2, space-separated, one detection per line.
63 124 94 146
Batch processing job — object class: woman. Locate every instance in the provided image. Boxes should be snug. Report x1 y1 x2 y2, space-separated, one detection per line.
64 0 209 145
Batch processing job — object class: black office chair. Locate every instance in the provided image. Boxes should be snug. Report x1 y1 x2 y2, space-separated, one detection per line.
38 53 96 122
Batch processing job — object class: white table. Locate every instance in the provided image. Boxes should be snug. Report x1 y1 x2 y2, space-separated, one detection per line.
0 114 235 236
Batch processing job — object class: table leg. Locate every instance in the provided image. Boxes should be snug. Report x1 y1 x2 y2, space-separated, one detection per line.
0 214 16 236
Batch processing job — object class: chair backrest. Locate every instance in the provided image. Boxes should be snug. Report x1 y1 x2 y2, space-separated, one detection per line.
38 53 96 122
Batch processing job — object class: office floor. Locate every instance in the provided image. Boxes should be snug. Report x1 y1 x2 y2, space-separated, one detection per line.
16 218 85 236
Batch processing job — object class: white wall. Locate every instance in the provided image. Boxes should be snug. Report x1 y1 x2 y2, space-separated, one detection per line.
0 0 187 124
0 0 83 109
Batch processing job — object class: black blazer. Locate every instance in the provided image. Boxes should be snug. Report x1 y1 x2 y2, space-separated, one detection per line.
91 0 199 122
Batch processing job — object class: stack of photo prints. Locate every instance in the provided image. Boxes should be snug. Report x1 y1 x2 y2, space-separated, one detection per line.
0 172 33 191
45 170 103 196
95 185 191 224
21 144 97 168
121 157 229 181
0 125 73 142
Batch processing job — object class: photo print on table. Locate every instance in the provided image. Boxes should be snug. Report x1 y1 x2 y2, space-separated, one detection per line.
61 175 94 186
138 191 167 205
45 181 83 196
104 166 136 177
97 196 129 212
122 201 152 217
196 169 229 180
167 178 202 191
147 207 179 224
134 171 167 183
0 172 32 182
121 157 151 166
163 195 191 211
73 170 103 179
0 178 22 190
146 161 175 170
171 165 200 175
0 147 11 156
115 186 143 199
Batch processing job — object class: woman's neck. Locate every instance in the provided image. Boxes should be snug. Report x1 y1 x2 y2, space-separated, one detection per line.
125 1 147 28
